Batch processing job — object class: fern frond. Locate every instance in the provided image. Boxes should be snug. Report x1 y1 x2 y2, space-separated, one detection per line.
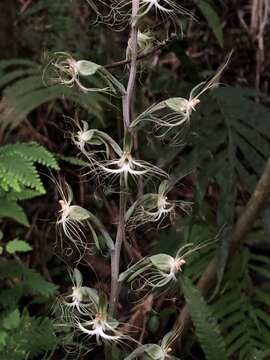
0 152 44 192
0 142 59 169
0 260 57 303
0 309 57 359
212 248 270 359
182 276 228 360
0 142 58 193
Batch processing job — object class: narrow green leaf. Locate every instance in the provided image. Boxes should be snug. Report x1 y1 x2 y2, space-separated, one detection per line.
195 0 224 47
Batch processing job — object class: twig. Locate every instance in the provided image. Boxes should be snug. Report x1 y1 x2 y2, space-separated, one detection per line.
174 158 270 342
109 0 140 316
104 40 169 70
19 0 32 14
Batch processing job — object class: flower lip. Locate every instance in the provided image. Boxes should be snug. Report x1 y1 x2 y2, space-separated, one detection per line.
142 0 175 13
76 312 122 343
72 286 84 303
95 148 167 182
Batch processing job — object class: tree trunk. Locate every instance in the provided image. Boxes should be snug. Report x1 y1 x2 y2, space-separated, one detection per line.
0 1 18 59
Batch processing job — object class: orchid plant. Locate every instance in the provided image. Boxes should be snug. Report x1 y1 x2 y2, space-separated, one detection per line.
51 0 230 358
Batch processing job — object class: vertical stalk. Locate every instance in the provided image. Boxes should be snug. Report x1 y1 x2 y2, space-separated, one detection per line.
109 0 140 316
122 0 140 129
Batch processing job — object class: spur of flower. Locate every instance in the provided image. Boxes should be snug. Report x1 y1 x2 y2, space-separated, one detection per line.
131 53 232 142
76 293 128 345
124 326 183 360
56 179 114 252
119 242 210 289
125 180 192 227
58 268 99 318
46 52 125 94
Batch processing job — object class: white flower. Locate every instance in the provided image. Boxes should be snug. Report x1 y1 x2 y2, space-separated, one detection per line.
94 149 168 185
77 314 122 343
127 180 192 227
141 0 187 15
110 0 192 31
72 121 123 160
60 269 98 318
141 254 186 288
47 52 123 94
124 327 183 360
55 179 114 253
76 294 126 345
135 0 193 30
119 242 212 290
72 120 94 153
132 53 232 142
56 181 90 248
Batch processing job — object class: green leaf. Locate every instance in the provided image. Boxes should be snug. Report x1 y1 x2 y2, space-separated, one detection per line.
195 0 224 47
0 260 57 299
1 310 57 358
6 239 32 254
0 199 29 226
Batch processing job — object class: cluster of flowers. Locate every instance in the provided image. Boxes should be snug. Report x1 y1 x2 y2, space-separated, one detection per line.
58 268 183 359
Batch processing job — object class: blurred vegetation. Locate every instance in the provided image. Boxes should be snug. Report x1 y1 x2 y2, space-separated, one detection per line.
0 0 270 359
